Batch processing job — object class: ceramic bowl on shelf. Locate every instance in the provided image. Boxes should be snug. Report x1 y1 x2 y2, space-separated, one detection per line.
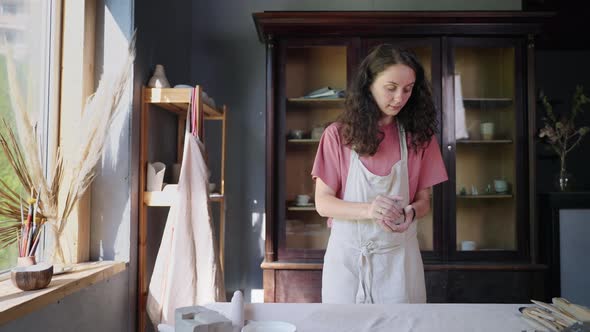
295 194 311 206
288 129 306 139
311 126 324 140
11 262 53 291
493 179 508 193
461 240 477 251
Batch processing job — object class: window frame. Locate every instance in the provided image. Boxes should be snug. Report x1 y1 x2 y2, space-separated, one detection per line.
0 0 97 272
56 0 96 263
0 0 63 273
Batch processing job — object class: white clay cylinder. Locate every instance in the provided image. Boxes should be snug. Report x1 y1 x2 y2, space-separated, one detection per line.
229 290 244 332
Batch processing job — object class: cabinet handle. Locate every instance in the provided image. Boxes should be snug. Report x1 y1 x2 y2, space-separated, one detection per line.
447 145 452 151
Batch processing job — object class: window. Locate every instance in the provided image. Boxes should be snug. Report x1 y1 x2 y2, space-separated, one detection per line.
0 0 59 270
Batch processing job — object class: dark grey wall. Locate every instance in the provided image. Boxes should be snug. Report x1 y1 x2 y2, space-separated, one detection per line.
134 0 193 331
535 50 590 193
188 0 521 302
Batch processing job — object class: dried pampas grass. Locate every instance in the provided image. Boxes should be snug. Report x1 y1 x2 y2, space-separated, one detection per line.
0 34 136 262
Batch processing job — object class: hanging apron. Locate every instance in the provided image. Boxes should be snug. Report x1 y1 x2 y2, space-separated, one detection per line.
322 123 426 304
147 105 225 327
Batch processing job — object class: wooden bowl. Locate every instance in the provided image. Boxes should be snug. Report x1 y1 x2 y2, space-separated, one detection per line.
11 263 53 291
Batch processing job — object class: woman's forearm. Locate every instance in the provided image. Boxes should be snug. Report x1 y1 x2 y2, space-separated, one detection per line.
408 189 431 220
315 192 371 220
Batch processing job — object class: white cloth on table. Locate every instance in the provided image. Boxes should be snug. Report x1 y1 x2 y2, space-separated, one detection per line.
206 303 534 332
147 122 225 327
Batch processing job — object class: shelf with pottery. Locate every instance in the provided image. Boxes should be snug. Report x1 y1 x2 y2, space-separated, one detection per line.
143 190 224 207
143 87 224 119
139 83 228 332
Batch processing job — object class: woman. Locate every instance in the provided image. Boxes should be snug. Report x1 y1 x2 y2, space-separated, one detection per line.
312 44 448 304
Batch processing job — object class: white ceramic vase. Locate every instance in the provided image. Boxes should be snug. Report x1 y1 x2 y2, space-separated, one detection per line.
148 64 171 88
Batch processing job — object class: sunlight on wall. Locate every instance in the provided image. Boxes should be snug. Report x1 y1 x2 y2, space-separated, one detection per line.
251 200 266 259
90 2 134 263
100 5 133 170
250 289 264 303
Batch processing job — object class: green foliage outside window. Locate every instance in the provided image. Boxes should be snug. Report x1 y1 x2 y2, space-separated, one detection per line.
0 55 19 270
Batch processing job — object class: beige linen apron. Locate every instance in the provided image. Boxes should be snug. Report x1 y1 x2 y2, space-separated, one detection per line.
147 114 225 327
322 123 426 304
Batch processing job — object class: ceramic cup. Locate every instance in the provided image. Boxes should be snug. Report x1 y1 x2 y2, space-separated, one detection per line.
461 240 477 251
311 126 324 140
480 122 494 140
146 162 166 191
494 179 508 193
295 194 310 206
290 129 305 139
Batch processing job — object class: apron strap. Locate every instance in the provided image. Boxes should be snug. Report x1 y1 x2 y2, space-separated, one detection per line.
356 240 401 304
397 122 407 161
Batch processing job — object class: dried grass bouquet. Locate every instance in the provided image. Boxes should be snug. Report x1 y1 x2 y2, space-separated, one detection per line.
538 86 589 190
0 37 135 263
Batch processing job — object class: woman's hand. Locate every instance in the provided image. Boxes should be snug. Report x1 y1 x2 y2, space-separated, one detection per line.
368 195 404 232
389 204 415 233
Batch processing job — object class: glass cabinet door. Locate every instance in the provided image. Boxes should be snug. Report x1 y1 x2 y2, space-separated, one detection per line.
405 44 438 253
279 40 352 259
450 38 524 258
364 39 442 256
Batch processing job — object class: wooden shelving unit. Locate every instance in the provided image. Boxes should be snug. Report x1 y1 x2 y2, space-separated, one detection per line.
138 86 227 332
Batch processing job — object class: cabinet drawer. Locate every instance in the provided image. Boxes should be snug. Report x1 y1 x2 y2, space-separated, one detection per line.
276 270 322 303
446 270 543 303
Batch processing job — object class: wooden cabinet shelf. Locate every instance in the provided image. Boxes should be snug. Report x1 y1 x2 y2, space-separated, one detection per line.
287 205 317 211
287 97 345 106
463 98 513 108
457 194 513 199
143 191 224 207
287 139 320 144
144 88 224 118
457 139 513 144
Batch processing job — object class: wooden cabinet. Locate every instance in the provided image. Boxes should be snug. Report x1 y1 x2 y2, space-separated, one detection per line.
254 12 549 303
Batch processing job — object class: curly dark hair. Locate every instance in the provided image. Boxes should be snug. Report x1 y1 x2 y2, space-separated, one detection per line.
339 44 438 155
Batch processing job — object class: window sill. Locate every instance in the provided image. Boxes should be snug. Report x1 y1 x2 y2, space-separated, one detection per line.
0 260 126 325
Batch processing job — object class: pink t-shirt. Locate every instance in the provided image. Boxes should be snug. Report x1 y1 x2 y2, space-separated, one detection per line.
312 121 448 203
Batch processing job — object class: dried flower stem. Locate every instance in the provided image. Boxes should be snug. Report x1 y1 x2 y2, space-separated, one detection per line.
0 34 136 262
